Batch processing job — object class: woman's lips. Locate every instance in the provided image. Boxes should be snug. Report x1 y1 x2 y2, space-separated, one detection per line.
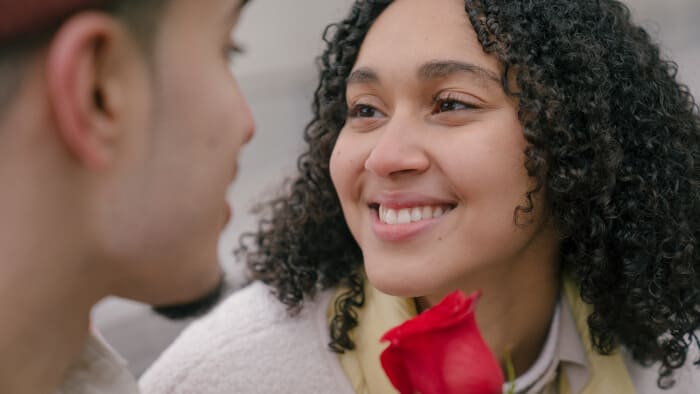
370 206 451 242
366 192 456 241
377 204 453 224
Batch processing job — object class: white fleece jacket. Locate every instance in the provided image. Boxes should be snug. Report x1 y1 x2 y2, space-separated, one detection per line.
139 281 354 394
140 281 699 394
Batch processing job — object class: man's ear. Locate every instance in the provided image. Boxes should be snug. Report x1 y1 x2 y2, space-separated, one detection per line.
46 11 144 171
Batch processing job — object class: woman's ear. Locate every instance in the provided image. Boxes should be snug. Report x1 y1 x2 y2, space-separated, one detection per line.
45 11 147 171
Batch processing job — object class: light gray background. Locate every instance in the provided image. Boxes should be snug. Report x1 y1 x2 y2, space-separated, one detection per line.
92 0 700 377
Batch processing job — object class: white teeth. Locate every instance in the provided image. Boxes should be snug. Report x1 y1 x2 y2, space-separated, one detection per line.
397 209 411 224
385 209 398 225
411 207 422 222
377 204 451 225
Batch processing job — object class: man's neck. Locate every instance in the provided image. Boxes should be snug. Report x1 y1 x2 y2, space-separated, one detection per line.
0 269 96 394
0 156 107 394
0 239 106 394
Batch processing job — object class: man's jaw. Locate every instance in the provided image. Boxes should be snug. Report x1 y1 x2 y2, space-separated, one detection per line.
151 275 226 320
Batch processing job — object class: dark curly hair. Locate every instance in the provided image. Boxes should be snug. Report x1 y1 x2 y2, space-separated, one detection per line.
238 0 700 388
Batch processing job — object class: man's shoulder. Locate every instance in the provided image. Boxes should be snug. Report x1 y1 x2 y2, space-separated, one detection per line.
57 333 140 394
139 281 350 394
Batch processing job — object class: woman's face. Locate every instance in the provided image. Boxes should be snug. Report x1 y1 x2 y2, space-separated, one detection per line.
329 0 558 300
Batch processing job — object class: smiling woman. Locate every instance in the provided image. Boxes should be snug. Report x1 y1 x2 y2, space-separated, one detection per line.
140 0 700 393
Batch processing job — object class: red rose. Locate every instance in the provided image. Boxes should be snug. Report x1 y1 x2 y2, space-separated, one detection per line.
380 291 504 394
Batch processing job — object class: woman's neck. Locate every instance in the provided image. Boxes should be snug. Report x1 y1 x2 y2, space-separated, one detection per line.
416 225 560 377
474 271 559 376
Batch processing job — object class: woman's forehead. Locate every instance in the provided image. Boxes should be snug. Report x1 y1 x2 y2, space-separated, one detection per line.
353 0 499 78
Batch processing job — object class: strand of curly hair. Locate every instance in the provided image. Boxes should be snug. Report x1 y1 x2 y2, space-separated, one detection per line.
237 0 700 388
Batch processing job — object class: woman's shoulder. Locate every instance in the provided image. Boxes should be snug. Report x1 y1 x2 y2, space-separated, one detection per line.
139 281 353 394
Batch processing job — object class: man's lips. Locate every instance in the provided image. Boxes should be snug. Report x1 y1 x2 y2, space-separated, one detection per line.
224 203 232 224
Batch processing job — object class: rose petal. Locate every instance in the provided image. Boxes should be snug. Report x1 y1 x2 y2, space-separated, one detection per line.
380 290 504 394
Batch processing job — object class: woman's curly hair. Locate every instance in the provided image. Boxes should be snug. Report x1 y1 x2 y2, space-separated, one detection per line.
237 0 700 388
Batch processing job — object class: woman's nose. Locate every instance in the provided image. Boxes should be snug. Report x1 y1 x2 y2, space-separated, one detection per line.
363 117 430 178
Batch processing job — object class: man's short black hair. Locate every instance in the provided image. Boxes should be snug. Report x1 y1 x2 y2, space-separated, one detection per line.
0 0 171 114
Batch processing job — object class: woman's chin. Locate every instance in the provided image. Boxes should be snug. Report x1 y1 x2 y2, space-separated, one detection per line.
365 269 432 299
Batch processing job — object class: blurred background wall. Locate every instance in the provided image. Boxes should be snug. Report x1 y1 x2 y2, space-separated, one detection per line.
92 0 700 377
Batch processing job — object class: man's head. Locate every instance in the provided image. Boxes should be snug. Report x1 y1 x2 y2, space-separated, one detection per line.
0 0 255 312
0 1 170 112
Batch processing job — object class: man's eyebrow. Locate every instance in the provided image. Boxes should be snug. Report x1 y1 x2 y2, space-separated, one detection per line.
346 67 380 85
417 60 500 84
225 0 249 24
238 0 251 11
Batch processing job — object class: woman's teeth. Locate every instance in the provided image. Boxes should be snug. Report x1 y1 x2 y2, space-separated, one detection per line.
378 204 451 225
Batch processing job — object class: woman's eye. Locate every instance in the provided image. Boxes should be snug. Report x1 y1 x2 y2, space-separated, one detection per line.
434 98 475 113
348 104 382 118
432 91 480 114
437 99 467 112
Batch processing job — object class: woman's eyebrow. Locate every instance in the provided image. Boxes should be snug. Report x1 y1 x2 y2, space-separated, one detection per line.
418 60 500 84
346 60 500 87
346 67 380 85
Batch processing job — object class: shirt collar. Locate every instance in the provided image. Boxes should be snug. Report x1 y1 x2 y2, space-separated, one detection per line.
510 292 591 394
557 294 591 394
